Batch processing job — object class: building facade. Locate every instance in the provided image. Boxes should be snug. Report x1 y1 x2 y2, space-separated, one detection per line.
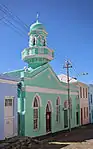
75 82 89 125
4 18 80 137
0 75 18 140
59 75 89 126
88 84 93 123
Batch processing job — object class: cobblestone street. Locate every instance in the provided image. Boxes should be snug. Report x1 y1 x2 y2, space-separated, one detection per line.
45 124 93 149
1 124 93 149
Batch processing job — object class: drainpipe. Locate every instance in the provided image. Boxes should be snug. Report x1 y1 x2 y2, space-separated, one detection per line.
17 80 25 136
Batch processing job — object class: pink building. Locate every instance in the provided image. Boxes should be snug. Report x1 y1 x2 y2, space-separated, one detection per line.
76 82 89 125
58 74 89 125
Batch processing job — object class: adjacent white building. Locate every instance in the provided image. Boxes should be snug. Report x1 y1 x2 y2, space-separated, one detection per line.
0 75 18 140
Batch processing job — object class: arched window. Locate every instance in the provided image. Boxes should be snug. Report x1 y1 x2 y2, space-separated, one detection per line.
33 96 39 129
56 97 60 122
46 101 52 112
46 103 50 112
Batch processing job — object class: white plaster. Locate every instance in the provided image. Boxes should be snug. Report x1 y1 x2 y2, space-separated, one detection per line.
4 116 15 120
22 53 53 61
26 86 78 95
0 79 18 85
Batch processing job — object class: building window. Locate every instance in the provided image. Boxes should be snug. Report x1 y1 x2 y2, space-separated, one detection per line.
91 94 92 103
86 107 88 117
80 87 82 98
64 100 68 109
33 96 39 130
83 88 85 98
43 39 46 46
33 37 35 45
86 88 87 98
84 107 86 119
56 97 60 122
70 108 72 119
5 99 12 106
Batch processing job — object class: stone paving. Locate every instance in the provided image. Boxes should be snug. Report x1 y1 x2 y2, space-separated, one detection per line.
0 124 93 149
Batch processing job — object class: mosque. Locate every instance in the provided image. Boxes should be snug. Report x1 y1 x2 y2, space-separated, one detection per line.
0 16 80 139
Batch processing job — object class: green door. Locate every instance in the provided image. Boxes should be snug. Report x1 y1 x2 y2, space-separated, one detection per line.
76 111 79 125
64 110 68 128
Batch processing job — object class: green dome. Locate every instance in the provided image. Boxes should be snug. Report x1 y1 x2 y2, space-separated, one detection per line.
30 21 45 31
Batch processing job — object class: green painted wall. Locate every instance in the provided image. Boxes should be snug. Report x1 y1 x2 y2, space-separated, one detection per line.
3 64 80 137
23 64 80 137
24 92 80 137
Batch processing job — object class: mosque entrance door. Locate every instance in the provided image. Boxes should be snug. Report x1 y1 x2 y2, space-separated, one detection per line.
46 102 52 132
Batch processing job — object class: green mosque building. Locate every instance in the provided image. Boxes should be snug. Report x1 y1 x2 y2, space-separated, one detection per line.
4 17 80 137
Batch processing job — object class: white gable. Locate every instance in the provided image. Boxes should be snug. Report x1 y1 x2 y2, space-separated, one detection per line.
58 74 77 83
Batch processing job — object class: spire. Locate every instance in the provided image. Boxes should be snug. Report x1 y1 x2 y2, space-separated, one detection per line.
36 13 39 23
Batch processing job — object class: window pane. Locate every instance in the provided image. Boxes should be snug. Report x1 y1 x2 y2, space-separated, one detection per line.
80 87 82 98
34 109 38 119
84 107 86 119
33 97 38 107
46 104 49 112
8 99 12 106
34 119 38 129
86 88 87 98
83 88 85 98
5 99 12 106
56 106 60 122
5 99 8 106
56 99 59 105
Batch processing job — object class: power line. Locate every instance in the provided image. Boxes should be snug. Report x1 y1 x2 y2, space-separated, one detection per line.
69 60 80 77
2 17 26 38
0 3 29 31
2 4 29 28
0 5 27 35
0 3 29 37
4 17 27 36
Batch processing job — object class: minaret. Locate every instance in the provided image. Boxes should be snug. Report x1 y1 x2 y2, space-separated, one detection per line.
22 14 54 69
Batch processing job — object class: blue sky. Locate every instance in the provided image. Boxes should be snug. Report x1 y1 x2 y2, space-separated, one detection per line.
0 0 93 83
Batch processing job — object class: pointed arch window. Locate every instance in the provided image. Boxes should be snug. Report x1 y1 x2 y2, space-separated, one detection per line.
33 96 39 129
56 97 60 122
46 103 50 112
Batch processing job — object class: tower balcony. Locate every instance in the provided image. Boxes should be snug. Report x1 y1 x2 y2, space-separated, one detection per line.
22 46 54 62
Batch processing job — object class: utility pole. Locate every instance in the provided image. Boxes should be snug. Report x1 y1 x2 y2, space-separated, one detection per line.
63 60 72 132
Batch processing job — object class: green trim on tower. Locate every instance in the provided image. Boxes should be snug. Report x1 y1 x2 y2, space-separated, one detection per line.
22 19 54 69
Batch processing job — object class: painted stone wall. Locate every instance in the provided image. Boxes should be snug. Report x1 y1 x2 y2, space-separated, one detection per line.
78 82 89 125
21 65 80 137
24 92 80 137
4 64 80 137
0 81 17 140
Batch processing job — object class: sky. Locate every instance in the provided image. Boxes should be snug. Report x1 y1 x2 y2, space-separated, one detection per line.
0 0 93 84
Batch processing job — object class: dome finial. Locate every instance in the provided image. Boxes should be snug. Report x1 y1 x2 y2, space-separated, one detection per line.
36 13 39 23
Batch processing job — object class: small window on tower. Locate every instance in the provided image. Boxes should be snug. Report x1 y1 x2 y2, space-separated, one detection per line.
33 38 35 45
43 39 46 46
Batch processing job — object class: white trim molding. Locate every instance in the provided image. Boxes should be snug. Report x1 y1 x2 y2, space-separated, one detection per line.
22 54 53 61
0 79 18 85
45 100 53 112
32 93 42 107
25 86 78 95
